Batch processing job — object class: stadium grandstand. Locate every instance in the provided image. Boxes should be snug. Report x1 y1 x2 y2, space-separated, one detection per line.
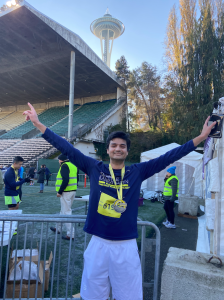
0 1 126 166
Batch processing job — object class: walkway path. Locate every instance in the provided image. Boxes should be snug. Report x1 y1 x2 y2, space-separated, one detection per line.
144 205 201 300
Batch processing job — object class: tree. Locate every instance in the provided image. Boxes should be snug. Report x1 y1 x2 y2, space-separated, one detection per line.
165 0 224 144
165 5 182 76
115 55 130 93
115 56 130 131
128 62 165 132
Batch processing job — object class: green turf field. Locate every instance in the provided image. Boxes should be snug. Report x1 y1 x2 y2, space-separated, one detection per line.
0 184 165 297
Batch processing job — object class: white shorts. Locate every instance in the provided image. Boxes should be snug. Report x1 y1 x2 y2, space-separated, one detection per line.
80 235 143 300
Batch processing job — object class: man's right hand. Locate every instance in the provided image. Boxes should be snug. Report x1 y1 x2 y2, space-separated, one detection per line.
23 103 47 134
23 102 39 125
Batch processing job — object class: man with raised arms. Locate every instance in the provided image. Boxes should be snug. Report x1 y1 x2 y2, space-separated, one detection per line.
23 103 215 300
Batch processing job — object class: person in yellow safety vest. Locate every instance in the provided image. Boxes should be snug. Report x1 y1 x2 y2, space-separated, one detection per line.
50 154 78 240
162 166 179 229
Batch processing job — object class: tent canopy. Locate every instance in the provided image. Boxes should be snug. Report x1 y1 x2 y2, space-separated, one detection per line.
140 143 203 196
141 143 203 167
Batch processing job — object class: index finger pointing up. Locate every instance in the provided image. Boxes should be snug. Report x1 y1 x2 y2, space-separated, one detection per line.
27 102 34 111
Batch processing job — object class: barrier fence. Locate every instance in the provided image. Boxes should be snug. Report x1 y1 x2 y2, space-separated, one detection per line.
26 174 90 186
0 214 160 300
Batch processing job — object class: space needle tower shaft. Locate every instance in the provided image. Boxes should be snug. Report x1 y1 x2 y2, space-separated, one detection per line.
90 8 125 68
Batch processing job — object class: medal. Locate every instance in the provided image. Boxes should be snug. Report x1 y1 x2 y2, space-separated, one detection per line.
109 164 127 214
114 199 127 213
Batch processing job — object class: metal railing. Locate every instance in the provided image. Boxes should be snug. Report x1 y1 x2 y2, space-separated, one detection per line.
0 214 160 300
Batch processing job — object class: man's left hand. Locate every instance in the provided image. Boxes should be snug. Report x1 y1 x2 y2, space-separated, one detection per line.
57 193 61 197
193 116 216 146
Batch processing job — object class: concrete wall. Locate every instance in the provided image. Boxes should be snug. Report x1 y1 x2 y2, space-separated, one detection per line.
73 103 125 159
84 105 123 141
160 247 224 300
74 141 98 159
0 93 116 112
117 87 126 100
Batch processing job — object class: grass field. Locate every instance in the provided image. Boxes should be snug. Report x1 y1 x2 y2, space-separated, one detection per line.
0 183 166 297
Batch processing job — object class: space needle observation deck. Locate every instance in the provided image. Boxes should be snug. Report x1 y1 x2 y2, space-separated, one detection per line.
90 8 125 68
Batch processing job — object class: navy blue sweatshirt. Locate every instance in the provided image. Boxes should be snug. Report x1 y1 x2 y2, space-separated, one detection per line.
4 167 26 196
42 128 196 240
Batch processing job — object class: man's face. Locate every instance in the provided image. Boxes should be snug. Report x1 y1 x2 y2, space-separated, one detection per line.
107 138 128 161
13 161 23 170
59 160 63 166
165 172 172 178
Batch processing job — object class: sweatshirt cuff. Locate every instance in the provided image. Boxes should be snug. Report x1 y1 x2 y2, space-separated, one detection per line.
42 127 50 139
190 139 197 150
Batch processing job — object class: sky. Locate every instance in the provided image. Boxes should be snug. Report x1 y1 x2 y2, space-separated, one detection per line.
0 0 181 72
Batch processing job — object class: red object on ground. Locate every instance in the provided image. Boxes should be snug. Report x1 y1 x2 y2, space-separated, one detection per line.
84 174 87 188
138 198 144 207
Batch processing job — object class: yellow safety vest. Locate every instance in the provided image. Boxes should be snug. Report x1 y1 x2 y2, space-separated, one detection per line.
55 162 77 192
163 175 179 197
11 165 20 190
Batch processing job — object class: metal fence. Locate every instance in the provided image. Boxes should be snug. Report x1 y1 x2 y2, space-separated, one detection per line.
0 214 160 300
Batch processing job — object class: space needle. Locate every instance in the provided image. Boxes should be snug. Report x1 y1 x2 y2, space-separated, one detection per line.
90 8 125 68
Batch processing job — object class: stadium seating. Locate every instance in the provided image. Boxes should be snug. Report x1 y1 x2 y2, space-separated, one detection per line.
0 139 20 152
0 106 79 139
0 100 117 166
0 112 14 120
0 110 45 132
0 138 53 165
50 100 116 136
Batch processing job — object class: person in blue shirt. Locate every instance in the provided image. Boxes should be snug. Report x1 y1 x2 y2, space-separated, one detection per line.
23 103 215 300
4 156 31 210
44 165 52 186
19 166 24 179
18 166 25 201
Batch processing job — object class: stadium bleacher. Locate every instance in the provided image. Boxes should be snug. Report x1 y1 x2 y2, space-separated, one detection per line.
0 112 14 120
0 100 117 166
0 138 53 166
0 106 79 139
0 139 20 152
50 100 116 136
0 110 45 132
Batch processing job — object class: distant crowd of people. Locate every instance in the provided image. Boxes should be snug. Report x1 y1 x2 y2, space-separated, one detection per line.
28 164 52 191
1 154 78 240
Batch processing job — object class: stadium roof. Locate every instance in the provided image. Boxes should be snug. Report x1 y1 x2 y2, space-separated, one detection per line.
0 1 122 107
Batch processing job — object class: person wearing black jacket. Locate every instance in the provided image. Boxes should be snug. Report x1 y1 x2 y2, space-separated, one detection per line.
44 165 52 186
37 165 46 193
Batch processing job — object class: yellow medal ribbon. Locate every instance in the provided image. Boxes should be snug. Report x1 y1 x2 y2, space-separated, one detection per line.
109 164 127 213
12 165 20 190
109 164 125 200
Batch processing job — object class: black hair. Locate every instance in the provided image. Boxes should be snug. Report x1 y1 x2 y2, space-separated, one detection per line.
13 156 24 164
106 131 131 151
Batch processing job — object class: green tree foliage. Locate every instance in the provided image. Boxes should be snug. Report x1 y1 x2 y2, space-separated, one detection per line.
165 0 224 143
115 56 130 131
128 62 165 132
115 55 130 94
